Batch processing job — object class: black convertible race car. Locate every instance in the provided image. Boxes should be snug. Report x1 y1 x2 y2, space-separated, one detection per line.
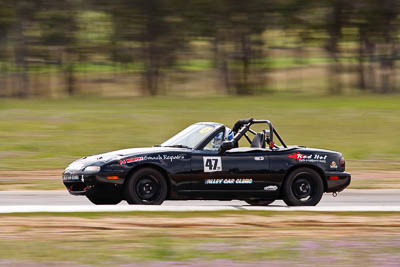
62 119 351 206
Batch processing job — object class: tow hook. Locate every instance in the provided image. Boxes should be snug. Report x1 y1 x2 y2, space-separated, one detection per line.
332 192 338 197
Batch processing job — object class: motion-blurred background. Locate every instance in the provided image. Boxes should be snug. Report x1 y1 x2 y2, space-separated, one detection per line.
1 0 400 96
1 1 400 266
0 0 399 185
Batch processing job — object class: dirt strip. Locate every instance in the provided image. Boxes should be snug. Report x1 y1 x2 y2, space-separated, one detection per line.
1 213 400 240
0 170 63 180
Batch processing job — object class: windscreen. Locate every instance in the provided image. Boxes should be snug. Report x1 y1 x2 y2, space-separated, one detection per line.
161 124 217 149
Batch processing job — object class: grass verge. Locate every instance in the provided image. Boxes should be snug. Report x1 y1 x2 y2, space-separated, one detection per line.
0 211 399 265
1 94 399 189
1 94 400 171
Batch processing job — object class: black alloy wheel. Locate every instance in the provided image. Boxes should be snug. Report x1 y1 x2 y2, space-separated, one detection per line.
283 168 324 206
125 168 167 205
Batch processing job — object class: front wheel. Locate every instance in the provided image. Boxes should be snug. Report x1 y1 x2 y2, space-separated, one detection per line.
245 200 275 206
283 168 324 206
125 168 168 205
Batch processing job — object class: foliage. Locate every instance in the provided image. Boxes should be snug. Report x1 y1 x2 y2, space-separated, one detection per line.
0 0 400 96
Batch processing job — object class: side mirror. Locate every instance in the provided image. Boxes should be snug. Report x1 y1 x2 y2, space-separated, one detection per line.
220 141 234 153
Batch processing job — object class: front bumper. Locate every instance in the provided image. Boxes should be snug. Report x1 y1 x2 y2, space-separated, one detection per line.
325 171 351 192
62 172 125 195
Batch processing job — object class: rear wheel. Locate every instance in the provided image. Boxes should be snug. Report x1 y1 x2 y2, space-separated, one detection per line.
86 193 122 205
283 168 324 206
125 168 167 205
245 200 274 206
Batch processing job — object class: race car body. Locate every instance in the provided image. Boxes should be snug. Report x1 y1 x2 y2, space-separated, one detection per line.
63 119 350 206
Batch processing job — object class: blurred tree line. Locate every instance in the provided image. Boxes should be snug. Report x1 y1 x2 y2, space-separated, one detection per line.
0 0 399 97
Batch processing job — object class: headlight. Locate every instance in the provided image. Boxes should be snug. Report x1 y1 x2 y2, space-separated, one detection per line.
83 166 101 174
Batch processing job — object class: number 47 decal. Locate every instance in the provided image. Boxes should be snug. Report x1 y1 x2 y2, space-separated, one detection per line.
203 157 222 172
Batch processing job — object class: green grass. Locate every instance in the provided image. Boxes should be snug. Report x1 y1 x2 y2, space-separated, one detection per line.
0 56 339 74
1 94 399 171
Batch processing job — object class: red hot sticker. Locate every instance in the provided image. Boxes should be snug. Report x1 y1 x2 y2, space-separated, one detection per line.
288 152 304 161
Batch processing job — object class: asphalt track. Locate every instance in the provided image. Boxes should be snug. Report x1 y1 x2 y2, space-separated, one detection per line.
0 189 399 213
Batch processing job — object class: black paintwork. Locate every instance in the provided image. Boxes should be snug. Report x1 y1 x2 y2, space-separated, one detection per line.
62 121 351 201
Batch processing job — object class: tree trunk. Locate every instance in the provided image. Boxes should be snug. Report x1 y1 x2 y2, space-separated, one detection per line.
357 28 366 91
365 40 377 92
390 43 397 93
14 20 29 98
378 0 397 94
236 34 252 95
214 32 232 94
65 63 76 96
380 45 396 94
325 1 344 95
142 40 160 96
63 47 77 96
0 62 6 97
327 53 342 95
145 67 159 96
241 34 250 86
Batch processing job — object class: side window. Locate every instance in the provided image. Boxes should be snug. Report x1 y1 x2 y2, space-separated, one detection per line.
203 131 224 151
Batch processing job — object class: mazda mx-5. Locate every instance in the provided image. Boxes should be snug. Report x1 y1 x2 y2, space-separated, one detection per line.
62 119 351 206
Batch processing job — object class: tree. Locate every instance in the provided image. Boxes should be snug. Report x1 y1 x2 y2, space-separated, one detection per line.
37 0 78 95
185 0 270 95
324 0 353 94
353 0 400 93
12 0 41 97
0 0 16 96
100 0 187 95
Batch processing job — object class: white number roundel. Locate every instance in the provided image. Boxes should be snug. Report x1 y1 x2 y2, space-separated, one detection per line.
203 157 222 172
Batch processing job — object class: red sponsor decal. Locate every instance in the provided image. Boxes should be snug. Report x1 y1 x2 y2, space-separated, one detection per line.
126 157 144 163
120 157 144 165
288 152 304 161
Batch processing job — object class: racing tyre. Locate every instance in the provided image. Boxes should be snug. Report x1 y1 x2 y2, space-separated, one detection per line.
245 200 274 206
125 168 167 205
283 168 324 206
86 194 122 205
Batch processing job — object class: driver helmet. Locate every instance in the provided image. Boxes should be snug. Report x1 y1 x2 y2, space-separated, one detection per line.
211 127 233 149
225 127 234 141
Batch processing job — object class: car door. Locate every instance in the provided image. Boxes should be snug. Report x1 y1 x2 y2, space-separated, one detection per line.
190 147 279 198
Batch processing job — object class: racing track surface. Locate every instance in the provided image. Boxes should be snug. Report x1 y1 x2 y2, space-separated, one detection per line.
0 189 400 213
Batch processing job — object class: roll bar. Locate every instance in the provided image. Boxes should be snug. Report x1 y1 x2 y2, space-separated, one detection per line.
232 119 287 149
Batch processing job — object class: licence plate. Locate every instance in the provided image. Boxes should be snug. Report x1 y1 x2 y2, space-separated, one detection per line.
63 174 81 181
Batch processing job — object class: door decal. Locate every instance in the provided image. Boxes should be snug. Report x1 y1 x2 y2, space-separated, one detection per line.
205 178 253 184
203 156 222 172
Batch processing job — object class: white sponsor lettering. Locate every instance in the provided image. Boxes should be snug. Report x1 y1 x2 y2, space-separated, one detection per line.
205 178 253 184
